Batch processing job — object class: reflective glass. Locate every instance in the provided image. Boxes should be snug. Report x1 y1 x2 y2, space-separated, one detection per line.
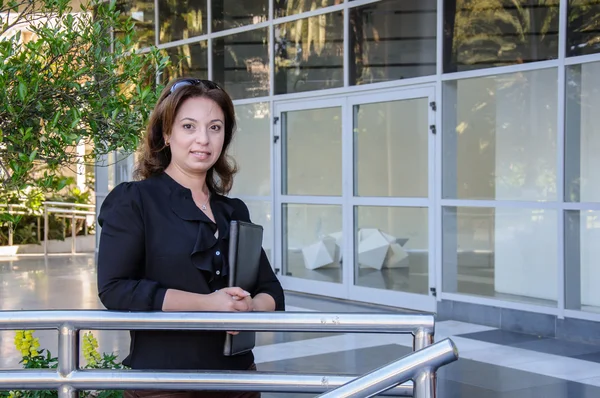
212 0 269 32
274 0 339 18
213 28 270 99
162 42 208 83
354 98 428 197
355 206 429 294
442 69 557 201
159 0 207 44
565 62 600 203
350 0 436 85
567 0 600 56
442 207 557 307
283 204 343 284
565 210 600 314
229 103 271 196
274 12 344 94
443 0 559 72
282 107 342 196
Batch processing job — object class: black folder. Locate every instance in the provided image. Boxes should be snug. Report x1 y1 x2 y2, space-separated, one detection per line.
223 220 264 356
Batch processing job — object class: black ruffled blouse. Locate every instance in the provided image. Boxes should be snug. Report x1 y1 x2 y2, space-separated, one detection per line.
96 172 285 371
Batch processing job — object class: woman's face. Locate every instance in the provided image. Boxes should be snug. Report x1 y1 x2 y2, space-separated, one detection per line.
166 96 225 176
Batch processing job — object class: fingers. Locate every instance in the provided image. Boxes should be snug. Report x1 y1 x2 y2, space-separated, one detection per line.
221 287 250 298
227 331 240 335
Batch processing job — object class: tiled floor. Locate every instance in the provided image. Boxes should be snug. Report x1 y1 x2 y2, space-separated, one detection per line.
2 254 600 397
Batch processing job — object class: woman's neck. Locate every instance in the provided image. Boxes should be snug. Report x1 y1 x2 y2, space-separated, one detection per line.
164 164 209 195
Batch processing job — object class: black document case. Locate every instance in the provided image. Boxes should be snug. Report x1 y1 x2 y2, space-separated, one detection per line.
223 220 263 356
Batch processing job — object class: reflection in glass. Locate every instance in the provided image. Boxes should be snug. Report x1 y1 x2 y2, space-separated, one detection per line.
354 98 428 197
442 69 557 201
349 0 436 85
274 12 344 94
229 103 271 196
565 210 600 314
162 42 208 83
213 28 270 99
212 0 268 32
567 1 600 56
442 207 557 306
159 0 207 44
283 107 342 196
443 0 559 72
283 204 342 284
565 62 600 203
245 201 274 263
274 0 340 18
355 206 428 294
116 0 155 49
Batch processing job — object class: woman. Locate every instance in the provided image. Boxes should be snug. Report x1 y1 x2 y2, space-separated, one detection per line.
96 78 285 398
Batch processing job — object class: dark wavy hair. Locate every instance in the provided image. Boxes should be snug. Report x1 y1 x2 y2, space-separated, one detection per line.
134 77 238 195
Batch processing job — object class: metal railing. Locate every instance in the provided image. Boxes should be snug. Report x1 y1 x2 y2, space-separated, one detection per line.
0 311 459 398
0 201 95 254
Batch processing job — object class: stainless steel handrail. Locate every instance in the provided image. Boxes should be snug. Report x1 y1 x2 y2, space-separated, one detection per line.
0 310 457 398
317 339 458 398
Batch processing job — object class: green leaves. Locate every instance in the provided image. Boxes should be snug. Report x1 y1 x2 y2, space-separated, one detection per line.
0 0 166 195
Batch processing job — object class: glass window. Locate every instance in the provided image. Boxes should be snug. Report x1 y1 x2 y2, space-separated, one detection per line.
229 103 271 197
349 0 436 85
116 0 155 49
567 0 600 57
442 207 557 306
443 0 559 72
274 12 344 95
442 69 558 201
159 0 207 44
282 107 342 196
274 0 340 18
162 42 208 83
354 97 429 198
565 61 600 203
213 28 270 99
283 204 343 284
355 206 429 295
212 0 269 32
565 210 600 314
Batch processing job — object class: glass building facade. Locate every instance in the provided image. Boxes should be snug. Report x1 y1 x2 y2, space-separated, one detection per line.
97 0 600 326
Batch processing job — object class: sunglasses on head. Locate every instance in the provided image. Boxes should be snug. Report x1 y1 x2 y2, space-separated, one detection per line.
168 79 222 95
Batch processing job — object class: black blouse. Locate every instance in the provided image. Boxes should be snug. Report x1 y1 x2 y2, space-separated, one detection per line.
96 172 285 371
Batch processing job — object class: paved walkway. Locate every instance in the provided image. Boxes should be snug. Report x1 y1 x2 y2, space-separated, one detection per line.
1 254 600 397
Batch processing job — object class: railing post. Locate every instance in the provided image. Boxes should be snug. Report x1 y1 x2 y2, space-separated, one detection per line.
413 328 436 398
43 204 49 256
8 204 13 247
71 214 76 255
58 325 78 398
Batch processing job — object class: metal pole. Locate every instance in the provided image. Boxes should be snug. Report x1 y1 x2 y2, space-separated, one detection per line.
413 369 435 398
43 204 49 256
0 311 435 333
414 328 434 351
37 217 41 244
7 204 13 246
58 325 78 398
316 339 458 398
71 214 76 254
413 328 436 398
0 371 413 396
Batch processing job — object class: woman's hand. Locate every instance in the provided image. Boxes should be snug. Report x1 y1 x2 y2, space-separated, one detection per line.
207 287 252 312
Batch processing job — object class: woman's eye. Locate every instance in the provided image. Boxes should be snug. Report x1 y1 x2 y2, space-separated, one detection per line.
210 125 222 131
183 124 194 130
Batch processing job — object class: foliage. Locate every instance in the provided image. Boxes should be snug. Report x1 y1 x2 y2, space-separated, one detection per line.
0 0 168 196
0 331 125 398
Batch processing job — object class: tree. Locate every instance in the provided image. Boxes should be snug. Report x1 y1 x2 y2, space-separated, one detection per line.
0 0 167 202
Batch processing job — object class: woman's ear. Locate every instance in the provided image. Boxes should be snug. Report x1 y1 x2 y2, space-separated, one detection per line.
164 135 170 146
